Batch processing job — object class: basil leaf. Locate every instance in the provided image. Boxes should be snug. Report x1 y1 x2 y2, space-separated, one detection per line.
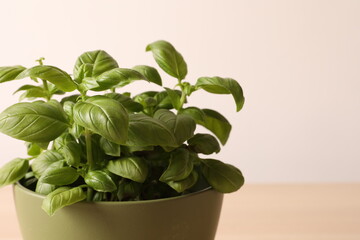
25 142 42 156
201 159 244 193
132 65 162 86
117 180 141 201
35 160 66 195
105 93 143 112
40 167 79 185
42 187 86 216
0 101 69 143
59 141 82 167
146 40 187 80
100 137 121 157
37 160 66 192
70 123 83 139
94 68 148 91
166 170 198 193
47 82 65 95
179 107 206 123
35 181 56 195
73 50 118 82
159 148 193 182
73 96 128 144
154 109 196 145
63 101 75 119
164 88 181 110
32 150 64 178
74 63 93 82
14 85 48 101
60 94 81 104
53 133 76 150
16 65 76 92
188 133 220 155
107 157 148 183
196 77 245 112
155 90 184 109
77 77 99 93
85 170 116 192
126 114 177 147
200 109 232 145
0 66 26 83
0 158 29 188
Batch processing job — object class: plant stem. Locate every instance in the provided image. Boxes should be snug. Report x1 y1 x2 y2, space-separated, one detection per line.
177 79 186 110
36 57 51 101
42 79 51 101
87 188 94 202
179 91 186 110
84 128 94 170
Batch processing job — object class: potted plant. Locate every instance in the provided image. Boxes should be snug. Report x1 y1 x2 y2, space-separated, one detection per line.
0 40 245 240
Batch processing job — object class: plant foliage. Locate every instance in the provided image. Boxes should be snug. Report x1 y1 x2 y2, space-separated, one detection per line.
0 40 245 216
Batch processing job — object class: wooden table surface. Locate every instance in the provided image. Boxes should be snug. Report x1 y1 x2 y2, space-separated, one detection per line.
1 184 359 240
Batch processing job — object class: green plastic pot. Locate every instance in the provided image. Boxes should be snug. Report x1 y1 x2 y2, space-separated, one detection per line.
13 183 224 240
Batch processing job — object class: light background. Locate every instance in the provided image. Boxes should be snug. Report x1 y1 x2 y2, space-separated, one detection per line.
0 0 359 183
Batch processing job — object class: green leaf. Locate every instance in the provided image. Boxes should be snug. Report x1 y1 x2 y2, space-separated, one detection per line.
35 181 56 195
35 141 50 150
16 65 76 92
107 157 148 183
105 93 143 112
0 158 29 188
188 133 220 155
32 150 64 178
155 90 184 109
196 77 245 112
146 40 187 80
117 180 141 200
13 85 48 101
0 101 69 143
201 159 244 193
25 142 42 156
154 109 196 145
77 77 99 93
94 68 148 91
200 109 232 145
74 63 93 82
179 107 206 123
166 170 198 193
132 65 162 86
42 187 86 216
85 170 116 192
126 114 177 147
70 123 83 139
35 160 65 195
164 88 181 110
159 148 193 182
63 101 75 119
0 66 26 83
73 96 128 144
40 167 79 185
60 94 81 104
100 137 121 157
53 133 75 150
59 141 82 167
73 50 119 82
47 82 65 95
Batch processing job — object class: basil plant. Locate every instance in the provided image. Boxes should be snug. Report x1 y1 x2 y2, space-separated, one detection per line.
0 40 245 216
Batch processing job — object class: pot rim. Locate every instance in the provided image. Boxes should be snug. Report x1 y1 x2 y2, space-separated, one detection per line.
14 182 215 205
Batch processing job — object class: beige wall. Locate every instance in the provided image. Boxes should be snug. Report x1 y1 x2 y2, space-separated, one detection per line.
0 0 359 182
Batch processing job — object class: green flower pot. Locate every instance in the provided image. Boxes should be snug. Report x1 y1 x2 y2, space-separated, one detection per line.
13 183 224 240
